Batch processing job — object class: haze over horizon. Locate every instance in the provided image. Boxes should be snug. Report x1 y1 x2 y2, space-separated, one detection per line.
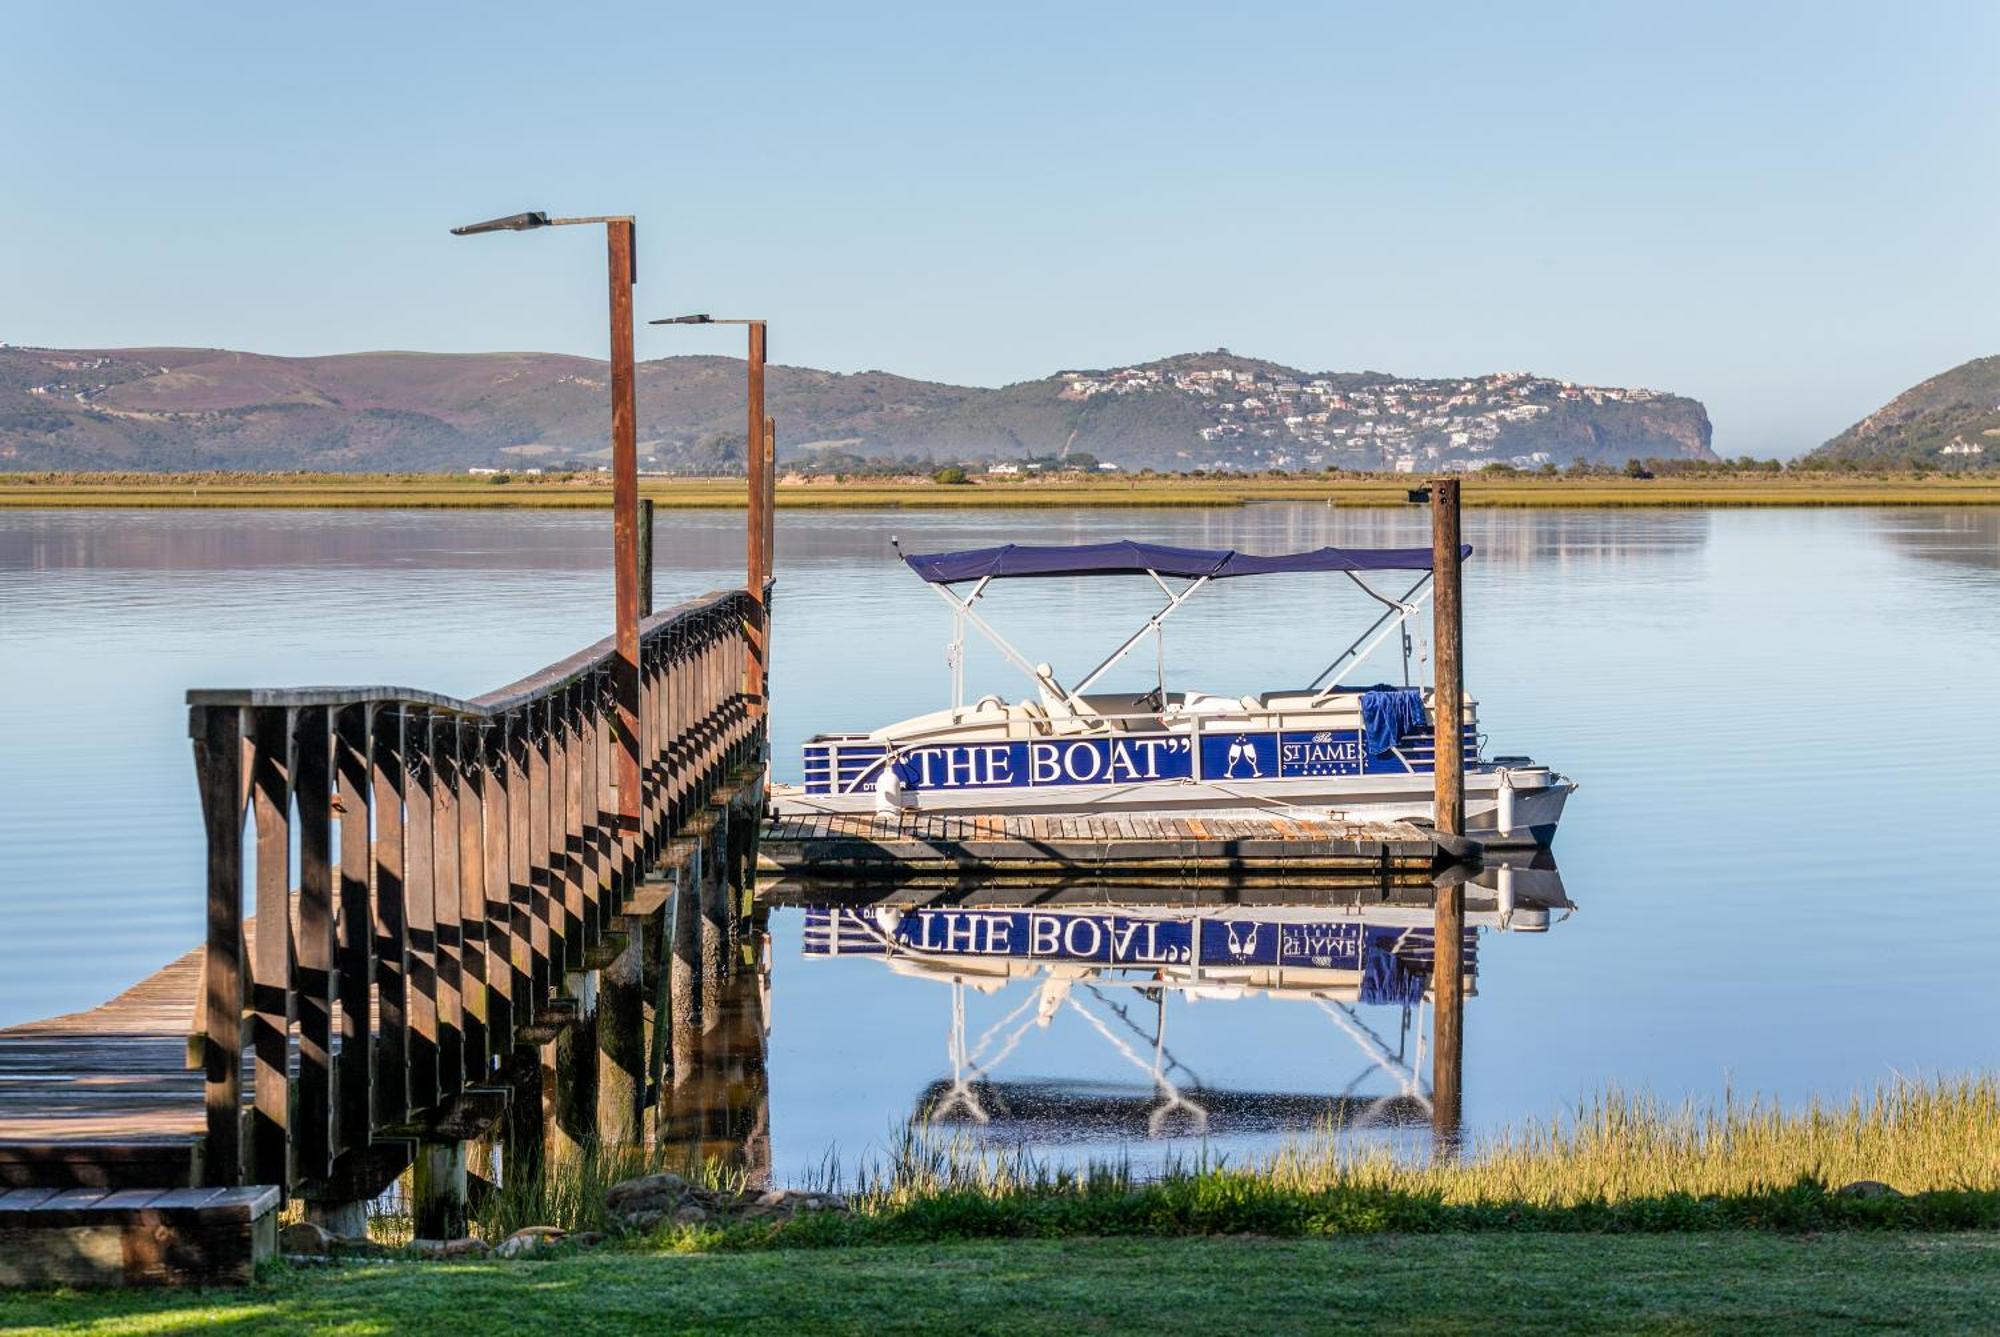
5 0 1995 458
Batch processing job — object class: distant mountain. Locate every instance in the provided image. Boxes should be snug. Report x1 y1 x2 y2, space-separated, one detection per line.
0 343 1713 473
1809 356 2000 467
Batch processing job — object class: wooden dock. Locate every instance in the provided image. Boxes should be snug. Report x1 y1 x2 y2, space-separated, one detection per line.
0 943 216 1190
0 587 773 1286
758 810 1441 881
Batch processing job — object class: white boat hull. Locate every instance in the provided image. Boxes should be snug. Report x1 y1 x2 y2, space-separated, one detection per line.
773 767 1573 849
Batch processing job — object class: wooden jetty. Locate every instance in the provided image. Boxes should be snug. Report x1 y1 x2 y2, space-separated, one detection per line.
0 587 772 1285
758 810 1441 882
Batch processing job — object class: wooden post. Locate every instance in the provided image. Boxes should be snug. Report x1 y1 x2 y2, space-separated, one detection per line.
293 707 335 1182
763 416 777 587
501 1041 546 1186
608 218 643 836
745 323 769 721
1430 476 1465 1146
193 705 246 1186
668 849 702 1087
412 1141 468 1240
596 931 646 1145
248 706 295 1190
638 498 655 620
333 704 375 1158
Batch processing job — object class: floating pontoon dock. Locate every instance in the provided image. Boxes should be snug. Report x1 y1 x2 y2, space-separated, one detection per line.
757 810 1447 882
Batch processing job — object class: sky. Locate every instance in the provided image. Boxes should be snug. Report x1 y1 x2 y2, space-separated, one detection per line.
3 0 1995 457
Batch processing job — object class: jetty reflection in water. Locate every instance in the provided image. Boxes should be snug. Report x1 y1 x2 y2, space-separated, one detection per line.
656 859 1569 1182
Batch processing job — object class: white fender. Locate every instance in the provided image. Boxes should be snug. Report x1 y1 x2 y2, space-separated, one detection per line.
874 764 914 812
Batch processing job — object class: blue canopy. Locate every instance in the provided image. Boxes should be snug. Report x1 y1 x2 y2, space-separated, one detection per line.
903 539 1471 585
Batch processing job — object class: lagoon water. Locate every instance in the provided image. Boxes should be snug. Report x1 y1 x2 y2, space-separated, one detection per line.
3 505 1997 1181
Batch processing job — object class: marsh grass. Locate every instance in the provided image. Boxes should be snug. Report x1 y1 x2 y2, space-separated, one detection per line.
359 1078 2000 1246
681 1075 2000 1245
4 470 1999 509
470 1142 752 1240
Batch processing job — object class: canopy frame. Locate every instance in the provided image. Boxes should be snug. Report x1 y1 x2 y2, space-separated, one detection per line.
895 538 1457 721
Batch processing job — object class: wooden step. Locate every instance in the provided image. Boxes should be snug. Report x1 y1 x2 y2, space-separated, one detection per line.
0 1184 278 1288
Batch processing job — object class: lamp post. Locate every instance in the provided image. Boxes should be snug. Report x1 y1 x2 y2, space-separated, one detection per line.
452 210 644 832
650 314 772 721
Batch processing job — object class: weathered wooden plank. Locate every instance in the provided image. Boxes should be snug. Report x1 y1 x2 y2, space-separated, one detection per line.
526 702 556 995
247 706 293 1191
191 704 244 1188
332 704 373 1160
505 711 540 1015
404 708 440 1113
455 719 489 1084
292 706 335 1183
480 720 516 1050
432 718 464 1099
371 707 409 1127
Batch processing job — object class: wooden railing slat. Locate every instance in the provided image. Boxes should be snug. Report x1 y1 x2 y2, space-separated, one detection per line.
404 709 440 1112
433 718 464 1099
371 708 409 1127
248 706 294 1190
293 706 335 1182
332 703 373 1158
193 705 246 1187
455 719 489 1083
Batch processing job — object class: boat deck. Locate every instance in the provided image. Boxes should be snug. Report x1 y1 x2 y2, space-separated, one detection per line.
758 809 1442 882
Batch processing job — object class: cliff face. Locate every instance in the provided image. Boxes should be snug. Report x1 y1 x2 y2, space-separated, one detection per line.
0 344 1713 472
1810 356 2000 466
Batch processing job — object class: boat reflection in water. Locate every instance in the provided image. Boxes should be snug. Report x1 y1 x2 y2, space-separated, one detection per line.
789 857 1571 1157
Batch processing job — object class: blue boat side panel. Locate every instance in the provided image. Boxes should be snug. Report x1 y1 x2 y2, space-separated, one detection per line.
890 736 1196 793
806 726 1478 795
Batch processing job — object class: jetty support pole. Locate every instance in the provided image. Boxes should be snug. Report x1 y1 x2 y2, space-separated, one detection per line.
596 930 647 1144
745 322 770 722
412 1141 469 1240
608 218 643 839
1430 476 1465 1146
668 843 703 1087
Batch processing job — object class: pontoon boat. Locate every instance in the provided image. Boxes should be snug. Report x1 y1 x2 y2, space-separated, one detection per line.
774 538 1574 847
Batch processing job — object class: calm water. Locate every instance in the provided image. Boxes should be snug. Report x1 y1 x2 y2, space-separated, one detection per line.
3 505 1998 1181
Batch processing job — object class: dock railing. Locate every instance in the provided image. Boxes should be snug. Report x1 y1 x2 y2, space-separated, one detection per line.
184 585 764 1193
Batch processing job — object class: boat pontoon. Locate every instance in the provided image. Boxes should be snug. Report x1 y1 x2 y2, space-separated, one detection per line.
774 538 1574 846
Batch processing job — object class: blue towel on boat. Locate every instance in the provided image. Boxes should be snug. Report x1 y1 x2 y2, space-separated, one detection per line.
1359 686 1428 758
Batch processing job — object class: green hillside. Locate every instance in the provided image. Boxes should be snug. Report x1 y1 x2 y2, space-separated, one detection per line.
1811 355 2000 467
0 344 1713 474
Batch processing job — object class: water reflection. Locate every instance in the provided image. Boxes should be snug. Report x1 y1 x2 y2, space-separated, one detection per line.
654 860 1567 1177
657 934 774 1187
1877 508 2000 572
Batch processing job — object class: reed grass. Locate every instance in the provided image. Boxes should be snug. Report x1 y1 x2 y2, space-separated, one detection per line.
471 1141 751 1240
704 1075 2000 1243
364 1076 2000 1246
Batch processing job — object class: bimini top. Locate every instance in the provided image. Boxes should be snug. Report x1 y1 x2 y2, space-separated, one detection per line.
903 539 1471 585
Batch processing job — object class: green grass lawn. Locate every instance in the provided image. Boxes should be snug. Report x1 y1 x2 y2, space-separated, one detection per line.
6 1234 2000 1335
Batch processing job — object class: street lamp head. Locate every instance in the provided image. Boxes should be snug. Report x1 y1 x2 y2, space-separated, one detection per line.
450 211 552 236
648 314 765 327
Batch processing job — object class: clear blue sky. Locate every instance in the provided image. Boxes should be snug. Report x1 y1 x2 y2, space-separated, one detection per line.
4 0 1995 456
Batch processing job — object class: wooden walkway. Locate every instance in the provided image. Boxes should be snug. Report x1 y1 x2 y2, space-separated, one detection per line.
759 810 1440 881
0 943 215 1188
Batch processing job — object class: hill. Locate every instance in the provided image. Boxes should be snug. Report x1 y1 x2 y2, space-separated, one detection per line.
1811 356 2000 467
0 344 1713 473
